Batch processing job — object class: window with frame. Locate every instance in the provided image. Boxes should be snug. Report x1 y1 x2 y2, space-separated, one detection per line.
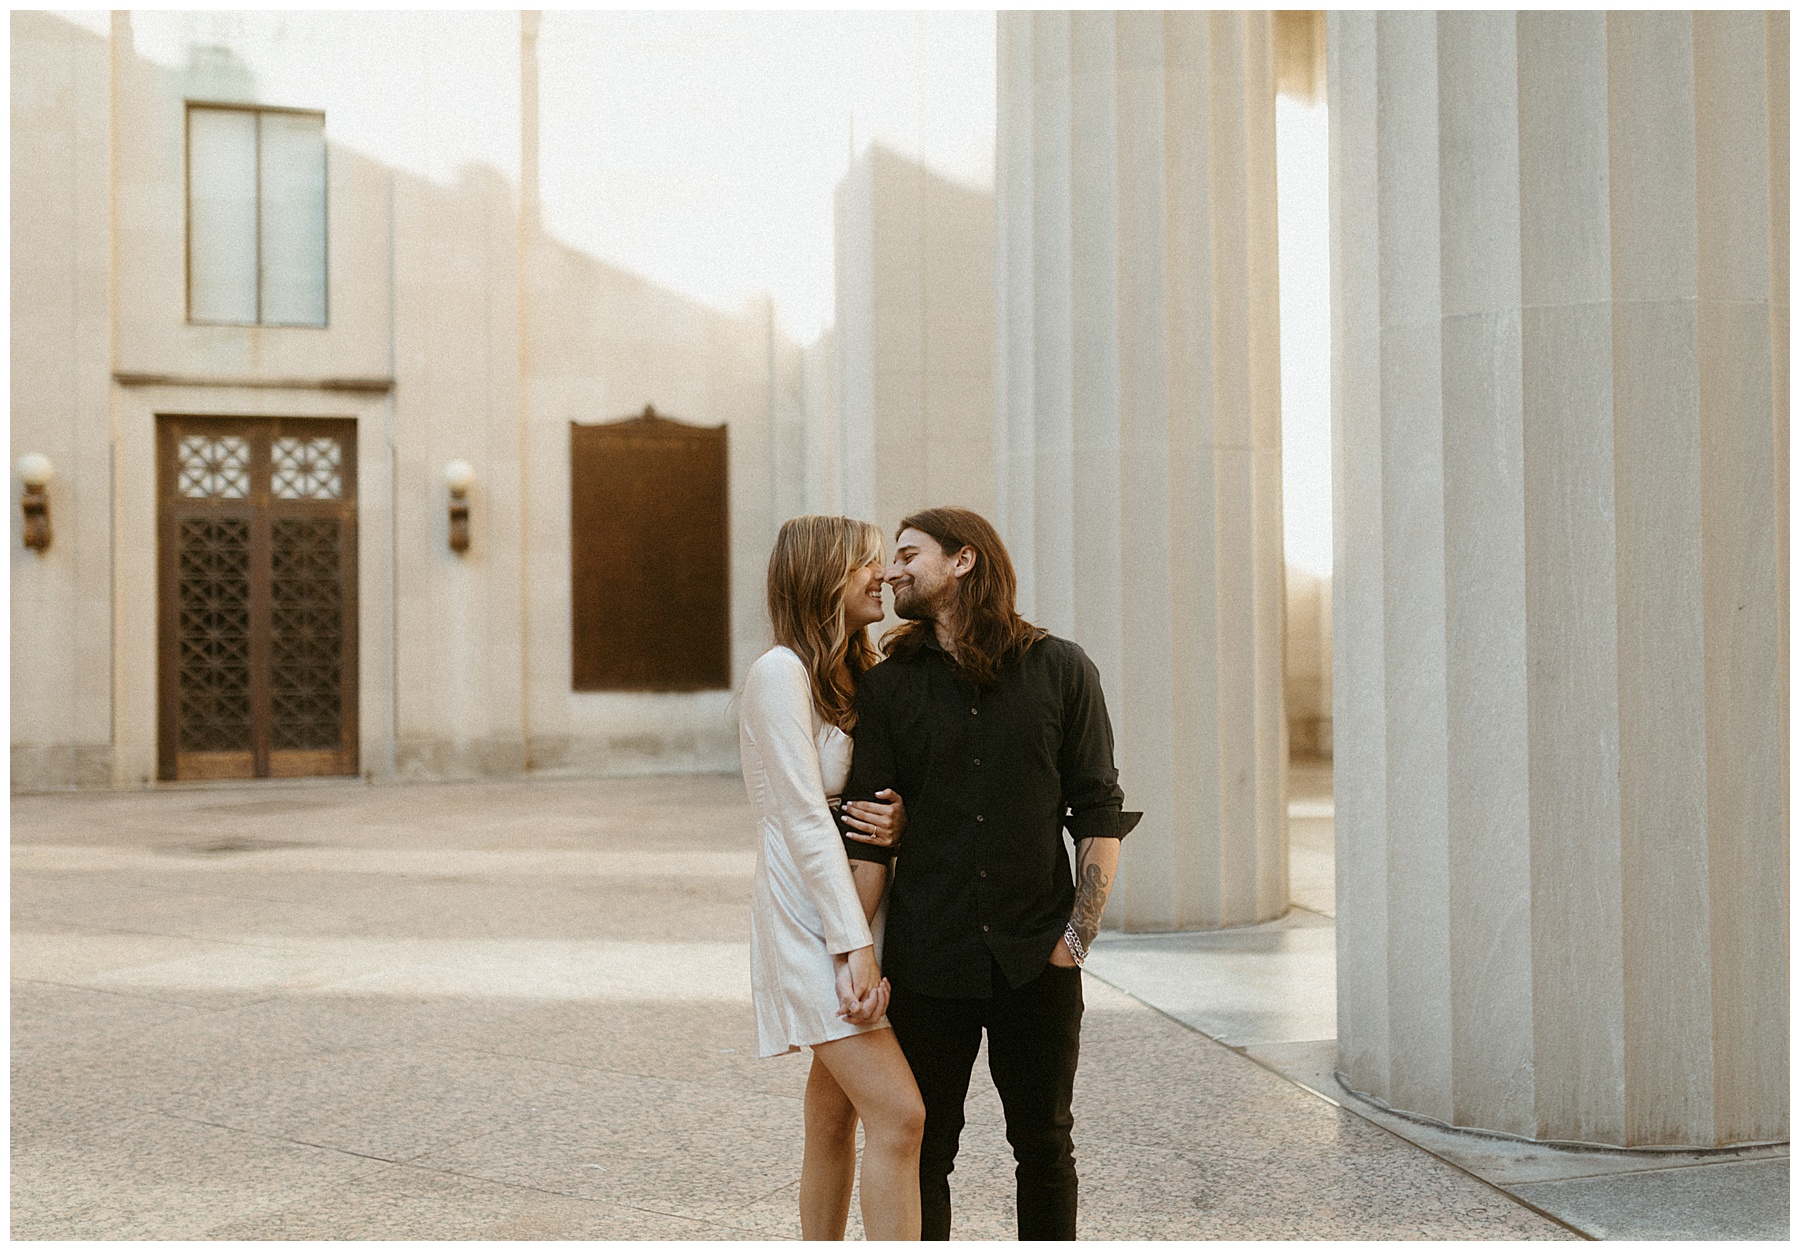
187 105 327 327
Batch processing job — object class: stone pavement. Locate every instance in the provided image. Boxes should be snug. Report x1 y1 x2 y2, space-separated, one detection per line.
0 775 1672 1238
1087 768 1788 1243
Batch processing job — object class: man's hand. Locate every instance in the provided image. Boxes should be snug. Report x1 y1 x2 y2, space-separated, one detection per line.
841 789 906 848
834 944 889 1025
1047 936 1079 968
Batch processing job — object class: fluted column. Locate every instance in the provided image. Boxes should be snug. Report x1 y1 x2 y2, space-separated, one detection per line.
1331 10 1787 1147
996 11 1286 930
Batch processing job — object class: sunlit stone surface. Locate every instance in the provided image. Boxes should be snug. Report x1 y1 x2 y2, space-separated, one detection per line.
995 11 1287 931
12 777 1579 1240
1330 10 1787 1148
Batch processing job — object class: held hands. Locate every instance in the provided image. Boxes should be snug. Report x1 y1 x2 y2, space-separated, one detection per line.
840 788 906 848
834 944 890 1025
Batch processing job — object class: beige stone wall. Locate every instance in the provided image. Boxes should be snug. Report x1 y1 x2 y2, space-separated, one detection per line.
10 12 800 788
391 156 525 780
109 29 394 389
10 12 116 790
801 328 838 514
1285 566 1332 759
11 12 401 792
835 143 995 541
521 232 781 778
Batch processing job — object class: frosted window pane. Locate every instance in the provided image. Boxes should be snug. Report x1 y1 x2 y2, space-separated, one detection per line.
272 435 342 499
259 112 327 326
188 109 258 324
177 435 252 499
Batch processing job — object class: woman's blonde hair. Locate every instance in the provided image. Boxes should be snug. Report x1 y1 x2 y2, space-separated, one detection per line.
766 515 884 730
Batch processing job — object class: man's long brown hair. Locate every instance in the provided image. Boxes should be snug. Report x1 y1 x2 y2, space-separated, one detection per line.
766 515 884 730
883 506 1045 687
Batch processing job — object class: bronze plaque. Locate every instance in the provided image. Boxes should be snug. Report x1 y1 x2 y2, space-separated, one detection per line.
571 407 729 690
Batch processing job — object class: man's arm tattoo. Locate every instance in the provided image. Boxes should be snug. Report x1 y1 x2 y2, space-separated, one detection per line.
1070 844 1116 951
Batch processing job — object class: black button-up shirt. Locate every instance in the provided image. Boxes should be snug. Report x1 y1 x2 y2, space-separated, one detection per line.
844 633 1140 998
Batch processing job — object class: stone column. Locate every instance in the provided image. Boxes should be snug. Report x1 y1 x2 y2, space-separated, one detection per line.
1331 10 1787 1147
996 11 1287 930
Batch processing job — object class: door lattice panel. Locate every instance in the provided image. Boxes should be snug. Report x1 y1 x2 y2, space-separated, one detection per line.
269 518 345 751
176 516 255 752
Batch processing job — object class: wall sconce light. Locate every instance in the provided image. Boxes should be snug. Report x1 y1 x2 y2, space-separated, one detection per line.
18 453 53 552
445 459 473 553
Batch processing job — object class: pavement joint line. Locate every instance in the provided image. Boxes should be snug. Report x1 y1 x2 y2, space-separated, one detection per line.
1075 968 1597 1242
389 1130 543 1167
131 1108 411 1166
10 974 285 1017
17 919 312 952
749 1177 804 1203
631 1198 770 1234
1504 1154 1791 1182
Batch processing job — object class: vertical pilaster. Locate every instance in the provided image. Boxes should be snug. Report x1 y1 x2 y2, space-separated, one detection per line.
831 145 995 540
997 11 1286 930
1330 9 1787 1147
519 10 539 763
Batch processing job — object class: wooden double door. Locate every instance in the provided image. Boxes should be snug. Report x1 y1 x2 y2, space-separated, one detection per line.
157 416 358 781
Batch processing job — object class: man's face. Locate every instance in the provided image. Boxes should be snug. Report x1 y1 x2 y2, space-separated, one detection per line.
886 528 969 621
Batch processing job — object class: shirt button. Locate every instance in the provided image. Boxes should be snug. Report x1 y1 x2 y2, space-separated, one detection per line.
982 924 990 933
979 869 988 878
973 758 981 766
971 707 978 716
975 814 984 823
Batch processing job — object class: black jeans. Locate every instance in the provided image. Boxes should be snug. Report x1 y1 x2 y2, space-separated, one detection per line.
886 959 1084 1241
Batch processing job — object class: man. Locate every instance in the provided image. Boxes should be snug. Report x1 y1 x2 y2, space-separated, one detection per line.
841 506 1139 1241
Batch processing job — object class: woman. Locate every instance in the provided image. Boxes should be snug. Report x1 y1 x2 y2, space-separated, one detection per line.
740 514 925 1241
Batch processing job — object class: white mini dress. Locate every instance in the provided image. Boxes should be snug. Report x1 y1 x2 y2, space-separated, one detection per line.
740 646 887 1058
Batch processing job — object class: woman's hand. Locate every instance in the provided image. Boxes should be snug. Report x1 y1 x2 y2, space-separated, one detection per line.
841 788 906 849
834 945 890 1025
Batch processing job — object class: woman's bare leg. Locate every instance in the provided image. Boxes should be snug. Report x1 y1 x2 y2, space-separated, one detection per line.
811 1028 925 1240
800 1052 858 1239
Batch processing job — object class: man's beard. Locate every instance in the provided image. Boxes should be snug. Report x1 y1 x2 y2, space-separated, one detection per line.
893 583 936 621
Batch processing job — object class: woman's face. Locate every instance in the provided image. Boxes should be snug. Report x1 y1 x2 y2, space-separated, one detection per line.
843 553 887 631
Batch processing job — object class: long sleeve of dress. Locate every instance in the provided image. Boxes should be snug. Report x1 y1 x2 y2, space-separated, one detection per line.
741 650 874 956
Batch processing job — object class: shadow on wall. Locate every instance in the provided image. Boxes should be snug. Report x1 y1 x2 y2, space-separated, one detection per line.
1286 565 1331 760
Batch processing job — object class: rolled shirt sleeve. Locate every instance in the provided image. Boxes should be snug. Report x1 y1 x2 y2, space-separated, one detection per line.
741 651 874 955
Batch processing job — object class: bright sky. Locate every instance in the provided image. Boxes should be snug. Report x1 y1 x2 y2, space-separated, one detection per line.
537 11 997 345
1276 97 1333 578
102 9 1329 575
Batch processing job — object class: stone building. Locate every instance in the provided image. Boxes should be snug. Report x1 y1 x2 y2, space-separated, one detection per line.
13 11 819 789
11 10 1786 1152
